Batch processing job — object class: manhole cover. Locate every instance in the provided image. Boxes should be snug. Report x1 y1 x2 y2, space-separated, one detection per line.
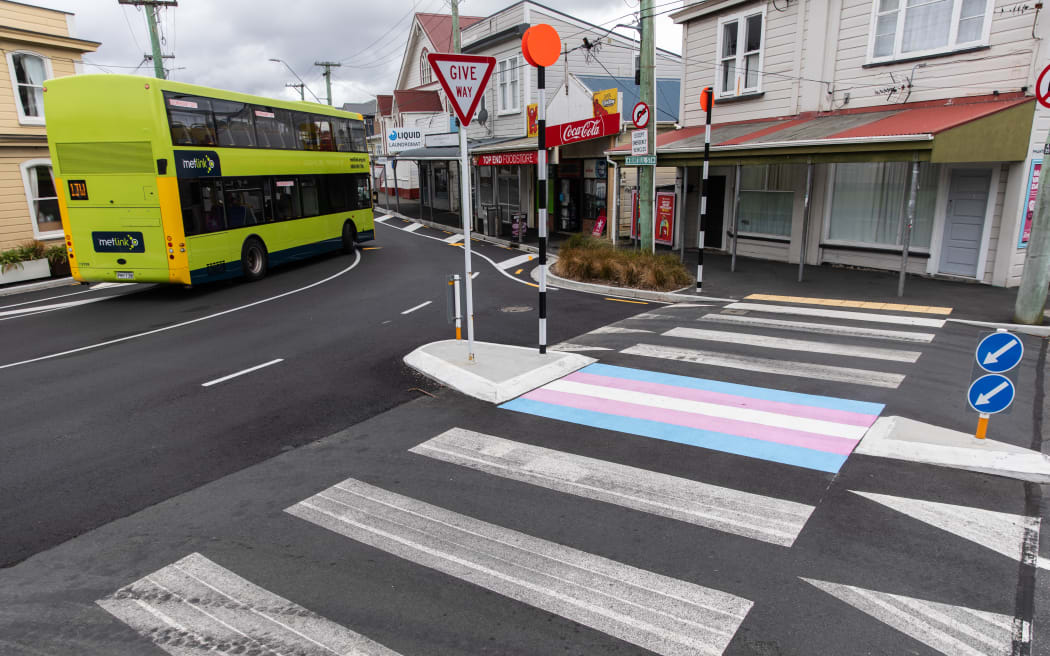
500 306 533 313
720 309 749 315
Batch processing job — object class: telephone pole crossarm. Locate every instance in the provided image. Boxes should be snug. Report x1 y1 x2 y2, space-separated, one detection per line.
314 61 342 106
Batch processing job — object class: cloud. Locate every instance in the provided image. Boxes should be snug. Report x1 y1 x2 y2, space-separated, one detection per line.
42 0 680 105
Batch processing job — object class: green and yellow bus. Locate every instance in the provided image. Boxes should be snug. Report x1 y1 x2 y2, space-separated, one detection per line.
43 74 374 285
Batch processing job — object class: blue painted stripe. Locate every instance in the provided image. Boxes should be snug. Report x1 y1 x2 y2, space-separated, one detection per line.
500 398 849 473
581 363 884 416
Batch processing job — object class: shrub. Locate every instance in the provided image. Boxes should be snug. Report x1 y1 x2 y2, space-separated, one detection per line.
553 233 694 291
1 241 48 273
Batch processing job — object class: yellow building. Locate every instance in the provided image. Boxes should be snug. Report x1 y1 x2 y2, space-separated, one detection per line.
0 0 98 250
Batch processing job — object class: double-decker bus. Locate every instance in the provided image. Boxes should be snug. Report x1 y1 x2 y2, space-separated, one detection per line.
43 74 374 285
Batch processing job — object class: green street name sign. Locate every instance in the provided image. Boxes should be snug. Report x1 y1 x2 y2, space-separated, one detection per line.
625 155 657 166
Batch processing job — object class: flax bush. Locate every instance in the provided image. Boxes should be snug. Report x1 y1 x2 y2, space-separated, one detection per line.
552 234 693 292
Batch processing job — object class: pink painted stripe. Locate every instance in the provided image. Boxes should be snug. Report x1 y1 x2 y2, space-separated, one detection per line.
524 388 860 456
564 371 878 427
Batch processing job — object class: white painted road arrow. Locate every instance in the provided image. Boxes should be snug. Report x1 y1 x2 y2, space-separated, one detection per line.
976 380 1010 406
983 339 1018 366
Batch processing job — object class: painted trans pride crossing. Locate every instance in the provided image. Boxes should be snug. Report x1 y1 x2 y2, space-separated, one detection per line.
500 363 884 473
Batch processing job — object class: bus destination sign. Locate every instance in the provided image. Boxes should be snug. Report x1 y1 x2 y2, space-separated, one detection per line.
68 179 88 200
174 150 222 178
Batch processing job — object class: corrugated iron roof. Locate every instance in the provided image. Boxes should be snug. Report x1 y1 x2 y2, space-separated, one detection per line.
417 12 484 53
393 89 444 113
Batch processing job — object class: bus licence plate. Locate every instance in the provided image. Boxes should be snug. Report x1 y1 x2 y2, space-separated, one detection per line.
116 271 134 280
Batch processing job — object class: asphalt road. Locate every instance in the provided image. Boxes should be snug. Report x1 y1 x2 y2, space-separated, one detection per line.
0 218 643 569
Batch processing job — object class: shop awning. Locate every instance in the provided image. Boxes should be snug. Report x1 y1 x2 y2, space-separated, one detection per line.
607 94 1035 165
471 136 537 154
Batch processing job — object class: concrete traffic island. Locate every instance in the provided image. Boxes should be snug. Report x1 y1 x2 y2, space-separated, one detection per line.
404 340 596 404
857 415 1050 483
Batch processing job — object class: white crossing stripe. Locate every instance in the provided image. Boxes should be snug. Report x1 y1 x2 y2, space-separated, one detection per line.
287 477 752 656
852 490 1040 564
699 314 936 343
97 552 400 655
411 428 815 546
725 303 946 328
664 327 922 363
802 578 1014 656
402 222 423 232
550 343 613 352
497 253 534 269
622 343 905 389
587 326 653 335
401 300 432 315
443 233 464 243
374 215 392 222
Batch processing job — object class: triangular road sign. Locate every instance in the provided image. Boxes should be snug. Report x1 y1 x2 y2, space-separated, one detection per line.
428 53 496 127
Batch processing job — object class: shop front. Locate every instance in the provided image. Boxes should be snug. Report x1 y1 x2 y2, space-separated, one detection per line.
473 149 536 239
553 158 608 235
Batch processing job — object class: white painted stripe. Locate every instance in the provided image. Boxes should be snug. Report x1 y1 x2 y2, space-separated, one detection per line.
202 358 283 387
411 428 815 546
545 379 867 439
97 552 400 655
0 252 361 371
622 343 905 389
471 271 480 279
725 303 946 328
672 303 714 308
497 253 534 269
852 490 1038 563
664 327 922 363
550 343 613 352
802 578 1013 656
587 326 653 335
400 300 432 315
374 215 392 222
287 477 752 656
699 314 936 343
402 222 423 232
0 297 109 317
90 282 125 290
443 233 464 243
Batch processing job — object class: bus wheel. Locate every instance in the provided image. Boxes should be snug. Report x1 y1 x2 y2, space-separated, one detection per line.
241 237 268 281
341 221 358 254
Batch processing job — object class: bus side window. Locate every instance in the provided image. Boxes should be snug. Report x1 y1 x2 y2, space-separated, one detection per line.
213 100 256 148
334 119 352 152
353 174 370 210
295 112 318 151
164 93 215 146
201 180 225 232
315 118 335 152
273 178 301 220
300 175 320 217
179 179 203 236
350 119 366 152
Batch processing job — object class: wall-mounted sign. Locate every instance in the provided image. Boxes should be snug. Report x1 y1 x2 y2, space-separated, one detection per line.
425 132 459 148
592 88 618 118
387 129 423 153
475 151 538 166
1019 158 1041 248
545 113 620 148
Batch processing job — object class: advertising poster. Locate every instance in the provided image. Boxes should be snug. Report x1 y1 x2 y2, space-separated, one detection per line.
526 104 538 138
1020 159 1041 248
655 191 675 245
592 88 618 118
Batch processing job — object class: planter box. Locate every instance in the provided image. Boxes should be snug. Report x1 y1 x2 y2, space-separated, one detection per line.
0 258 51 285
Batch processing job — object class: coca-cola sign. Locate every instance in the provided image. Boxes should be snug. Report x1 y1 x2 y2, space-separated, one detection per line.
545 113 620 148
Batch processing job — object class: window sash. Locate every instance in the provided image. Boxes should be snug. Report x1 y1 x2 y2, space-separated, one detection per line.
11 53 47 121
716 13 762 98
497 57 519 112
869 0 989 62
827 162 938 248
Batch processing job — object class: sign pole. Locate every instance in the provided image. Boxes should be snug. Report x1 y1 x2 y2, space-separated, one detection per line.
975 413 989 439
538 65 548 354
697 87 712 292
458 125 475 360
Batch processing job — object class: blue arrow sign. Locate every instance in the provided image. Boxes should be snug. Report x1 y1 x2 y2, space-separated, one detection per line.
967 374 1015 414
976 331 1024 373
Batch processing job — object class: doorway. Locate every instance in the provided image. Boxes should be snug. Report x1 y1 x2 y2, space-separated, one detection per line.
938 169 991 277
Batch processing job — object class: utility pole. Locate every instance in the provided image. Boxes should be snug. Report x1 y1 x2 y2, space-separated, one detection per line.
315 61 341 106
452 0 460 52
1014 135 1050 324
118 0 176 80
285 83 305 101
638 0 655 252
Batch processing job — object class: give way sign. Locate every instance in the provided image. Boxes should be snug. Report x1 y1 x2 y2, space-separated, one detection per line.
428 53 496 127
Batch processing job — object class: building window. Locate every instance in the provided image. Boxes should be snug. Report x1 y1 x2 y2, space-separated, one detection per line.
497 56 519 113
869 0 991 62
737 165 792 236
827 162 939 248
420 48 432 85
716 9 763 98
20 159 61 239
7 52 50 125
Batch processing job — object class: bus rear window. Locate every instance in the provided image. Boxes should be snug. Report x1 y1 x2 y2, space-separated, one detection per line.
165 92 216 146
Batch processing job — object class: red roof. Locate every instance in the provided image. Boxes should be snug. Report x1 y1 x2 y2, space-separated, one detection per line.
393 89 443 113
376 94 393 117
611 93 1033 153
417 12 484 53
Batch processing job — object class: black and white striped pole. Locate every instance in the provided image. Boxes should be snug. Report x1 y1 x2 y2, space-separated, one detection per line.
522 24 561 354
697 86 712 292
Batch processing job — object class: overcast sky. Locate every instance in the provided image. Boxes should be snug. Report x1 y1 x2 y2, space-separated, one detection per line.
40 0 683 107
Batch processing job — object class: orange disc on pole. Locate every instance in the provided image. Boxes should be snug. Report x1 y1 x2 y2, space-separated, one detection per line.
699 86 713 112
522 24 561 68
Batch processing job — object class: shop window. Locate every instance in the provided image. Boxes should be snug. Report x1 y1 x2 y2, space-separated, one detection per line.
737 165 792 237
827 162 939 248
8 52 49 125
497 56 519 113
869 0 991 62
716 9 763 98
20 160 60 239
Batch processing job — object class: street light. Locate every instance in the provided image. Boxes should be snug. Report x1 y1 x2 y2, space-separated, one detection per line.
267 58 322 103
